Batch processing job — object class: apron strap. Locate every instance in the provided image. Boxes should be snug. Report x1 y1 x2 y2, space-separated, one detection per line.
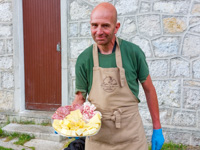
116 38 125 87
93 44 99 68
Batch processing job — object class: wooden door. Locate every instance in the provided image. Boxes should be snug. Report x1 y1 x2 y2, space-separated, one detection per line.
23 0 61 111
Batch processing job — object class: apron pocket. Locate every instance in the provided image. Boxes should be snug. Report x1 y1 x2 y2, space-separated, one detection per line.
90 120 112 144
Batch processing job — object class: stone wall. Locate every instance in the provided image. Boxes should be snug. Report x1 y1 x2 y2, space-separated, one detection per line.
0 0 199 146
67 0 200 146
0 0 14 111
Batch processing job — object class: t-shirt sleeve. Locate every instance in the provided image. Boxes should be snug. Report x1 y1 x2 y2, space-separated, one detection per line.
75 56 88 99
136 46 149 83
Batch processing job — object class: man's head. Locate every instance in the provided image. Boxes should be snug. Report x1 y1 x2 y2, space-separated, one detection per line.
90 2 120 47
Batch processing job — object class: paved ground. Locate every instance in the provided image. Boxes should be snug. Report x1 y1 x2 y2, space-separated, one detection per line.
0 137 67 150
1 123 69 150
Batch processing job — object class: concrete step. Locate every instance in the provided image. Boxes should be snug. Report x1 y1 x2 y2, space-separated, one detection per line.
2 110 55 125
2 123 67 142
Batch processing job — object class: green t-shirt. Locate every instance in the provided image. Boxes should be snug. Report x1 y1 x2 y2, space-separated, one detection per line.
75 38 149 102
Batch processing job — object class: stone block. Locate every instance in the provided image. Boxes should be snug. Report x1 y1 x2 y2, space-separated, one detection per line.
191 3 200 15
166 131 191 145
198 111 200 129
0 91 6 101
163 17 187 33
191 133 200 146
193 59 200 79
189 16 200 26
115 0 139 15
172 110 196 127
1 72 14 89
139 107 172 126
0 91 13 110
69 39 93 59
147 60 168 78
152 36 180 57
182 34 200 58
153 0 190 15
140 1 151 13
189 24 200 34
0 24 12 37
130 36 152 57
80 22 91 37
138 15 161 37
69 61 76 77
116 17 123 36
139 80 181 107
69 0 92 20
0 57 13 70
139 108 151 125
184 80 200 87
183 88 200 110
154 80 181 107
143 126 152 142
6 91 13 105
85 0 112 5
137 15 161 37
0 2 12 22
159 109 173 126
121 17 137 37
6 39 13 54
170 57 190 78
69 78 76 101
0 40 5 54
69 23 78 37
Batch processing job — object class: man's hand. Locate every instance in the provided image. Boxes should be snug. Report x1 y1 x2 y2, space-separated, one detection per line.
72 91 85 105
151 128 165 150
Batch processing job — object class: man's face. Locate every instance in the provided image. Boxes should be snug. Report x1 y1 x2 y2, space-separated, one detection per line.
90 10 120 46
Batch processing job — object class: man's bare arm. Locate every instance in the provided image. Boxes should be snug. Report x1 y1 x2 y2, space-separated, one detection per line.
141 75 161 129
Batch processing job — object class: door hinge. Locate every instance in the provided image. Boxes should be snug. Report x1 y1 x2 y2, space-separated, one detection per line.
56 42 61 52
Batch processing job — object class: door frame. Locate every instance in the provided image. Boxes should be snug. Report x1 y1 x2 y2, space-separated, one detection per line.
13 0 68 112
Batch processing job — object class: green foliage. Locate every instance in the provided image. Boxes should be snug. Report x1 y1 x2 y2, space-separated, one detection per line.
0 126 35 148
161 142 187 150
149 142 188 150
6 132 20 141
40 122 51 126
0 128 8 138
0 146 13 150
63 138 76 148
14 134 34 145
0 128 4 136
19 120 35 125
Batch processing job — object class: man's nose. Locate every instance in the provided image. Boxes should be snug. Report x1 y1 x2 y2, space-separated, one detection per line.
96 27 103 35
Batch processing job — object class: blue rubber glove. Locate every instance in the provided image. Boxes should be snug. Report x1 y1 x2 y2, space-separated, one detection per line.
151 128 165 150
54 131 79 139
68 137 79 139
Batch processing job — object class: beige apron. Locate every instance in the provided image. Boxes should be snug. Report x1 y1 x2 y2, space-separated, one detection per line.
86 38 148 150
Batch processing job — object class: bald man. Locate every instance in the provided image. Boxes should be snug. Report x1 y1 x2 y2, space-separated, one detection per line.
73 2 164 150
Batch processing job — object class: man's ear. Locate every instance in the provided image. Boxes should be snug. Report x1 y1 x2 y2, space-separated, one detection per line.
114 22 120 34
